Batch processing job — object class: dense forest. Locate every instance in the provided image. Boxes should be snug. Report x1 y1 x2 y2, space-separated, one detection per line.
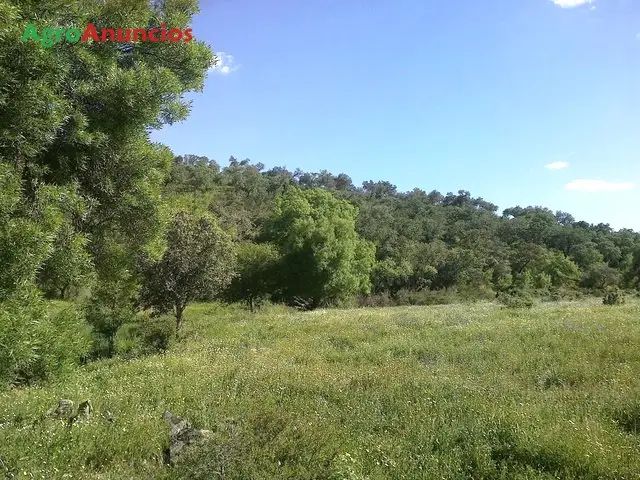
1 0 639 390
164 154 640 306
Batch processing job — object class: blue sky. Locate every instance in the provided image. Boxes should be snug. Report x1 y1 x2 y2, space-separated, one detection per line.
152 0 640 230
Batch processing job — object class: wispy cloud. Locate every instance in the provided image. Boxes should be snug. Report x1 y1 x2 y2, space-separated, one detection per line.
546 161 570 170
552 0 595 8
565 179 634 192
209 52 239 75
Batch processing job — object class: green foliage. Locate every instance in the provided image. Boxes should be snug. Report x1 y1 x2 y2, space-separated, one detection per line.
603 287 625 306
0 162 93 385
116 315 176 358
2 302 640 478
138 315 176 354
0 163 76 300
139 212 237 331
0 0 214 388
392 288 463 306
225 243 280 312
162 156 640 306
497 289 535 309
0 295 91 388
262 187 376 308
1 0 213 262
84 279 138 359
582 262 621 291
26 302 93 382
371 258 413 295
37 216 95 300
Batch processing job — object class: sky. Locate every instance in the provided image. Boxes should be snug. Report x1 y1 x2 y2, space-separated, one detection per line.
152 0 640 231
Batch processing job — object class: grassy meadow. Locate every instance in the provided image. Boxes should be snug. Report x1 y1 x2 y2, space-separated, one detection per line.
1 301 640 479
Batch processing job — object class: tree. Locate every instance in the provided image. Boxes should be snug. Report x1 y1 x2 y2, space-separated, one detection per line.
139 212 236 333
581 262 621 291
362 180 397 199
627 246 640 289
225 243 280 312
262 188 376 308
37 212 94 299
371 258 414 295
84 279 137 358
0 0 214 337
0 163 92 384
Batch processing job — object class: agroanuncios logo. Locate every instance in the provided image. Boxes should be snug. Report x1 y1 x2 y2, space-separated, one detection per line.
21 22 194 48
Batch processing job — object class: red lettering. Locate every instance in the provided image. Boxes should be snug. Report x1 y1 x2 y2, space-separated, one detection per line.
168 28 183 42
81 23 100 42
116 29 131 42
161 23 168 42
101 28 115 42
148 28 160 42
132 28 147 42
183 28 193 42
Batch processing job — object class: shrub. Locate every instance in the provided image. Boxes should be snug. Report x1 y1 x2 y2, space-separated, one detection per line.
357 289 462 308
395 288 460 306
27 303 92 381
84 281 137 358
545 286 582 302
0 293 91 388
603 287 625 306
138 315 175 354
497 290 534 309
356 293 394 308
115 315 176 358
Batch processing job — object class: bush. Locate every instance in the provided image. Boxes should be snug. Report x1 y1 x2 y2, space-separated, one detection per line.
84 281 137 358
357 289 462 308
27 303 93 381
138 315 175 354
354 292 397 308
497 290 534 309
115 315 175 358
0 293 91 388
545 287 582 302
455 284 496 302
394 288 460 306
603 287 625 306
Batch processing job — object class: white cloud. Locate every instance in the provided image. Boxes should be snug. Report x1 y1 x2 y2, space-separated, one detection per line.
209 52 239 75
546 161 570 170
565 179 634 192
552 0 595 8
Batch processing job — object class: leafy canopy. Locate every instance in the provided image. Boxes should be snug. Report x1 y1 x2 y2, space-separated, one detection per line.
139 212 237 331
262 187 376 308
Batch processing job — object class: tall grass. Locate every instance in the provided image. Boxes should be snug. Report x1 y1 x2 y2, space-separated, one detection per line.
1 301 640 478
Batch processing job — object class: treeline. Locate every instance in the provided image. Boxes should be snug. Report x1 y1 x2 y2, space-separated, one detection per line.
165 154 640 307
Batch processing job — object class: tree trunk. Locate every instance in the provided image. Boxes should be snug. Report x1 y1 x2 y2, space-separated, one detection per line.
107 335 115 358
175 304 185 337
249 297 254 313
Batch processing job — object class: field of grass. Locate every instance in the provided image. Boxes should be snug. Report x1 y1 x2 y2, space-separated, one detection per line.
2 301 640 479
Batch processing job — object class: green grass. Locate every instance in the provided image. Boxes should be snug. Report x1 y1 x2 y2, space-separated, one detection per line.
2 301 640 479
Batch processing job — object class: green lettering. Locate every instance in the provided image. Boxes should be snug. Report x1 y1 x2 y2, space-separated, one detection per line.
20 24 40 43
65 28 82 43
40 28 55 48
